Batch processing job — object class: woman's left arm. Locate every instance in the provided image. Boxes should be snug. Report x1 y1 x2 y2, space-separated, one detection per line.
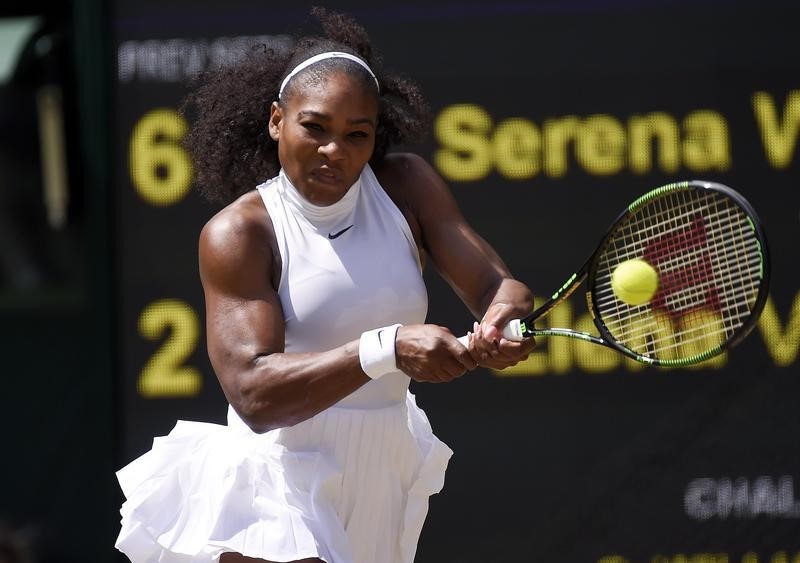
379 153 535 369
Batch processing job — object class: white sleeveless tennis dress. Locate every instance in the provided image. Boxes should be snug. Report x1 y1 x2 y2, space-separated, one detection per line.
115 165 453 563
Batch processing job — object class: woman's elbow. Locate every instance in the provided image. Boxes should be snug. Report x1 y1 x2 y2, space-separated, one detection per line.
233 384 304 433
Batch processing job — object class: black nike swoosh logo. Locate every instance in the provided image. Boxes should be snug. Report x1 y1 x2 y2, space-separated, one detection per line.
328 225 354 239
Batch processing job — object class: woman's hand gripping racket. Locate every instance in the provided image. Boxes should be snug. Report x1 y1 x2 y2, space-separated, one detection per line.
458 180 770 367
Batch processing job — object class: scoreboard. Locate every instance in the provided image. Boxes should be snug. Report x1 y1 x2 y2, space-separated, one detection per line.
113 2 800 561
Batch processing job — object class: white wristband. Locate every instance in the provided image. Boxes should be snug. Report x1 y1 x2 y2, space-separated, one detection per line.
359 324 402 379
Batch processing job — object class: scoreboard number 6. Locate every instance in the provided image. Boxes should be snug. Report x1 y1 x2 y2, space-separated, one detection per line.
137 299 202 398
129 108 193 206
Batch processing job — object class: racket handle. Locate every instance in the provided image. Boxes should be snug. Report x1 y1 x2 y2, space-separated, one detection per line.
455 319 525 347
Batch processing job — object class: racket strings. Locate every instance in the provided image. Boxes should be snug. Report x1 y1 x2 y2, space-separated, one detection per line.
604 197 758 355
593 188 763 360
596 222 760 301
597 285 756 355
601 246 754 350
595 237 761 305
596 273 759 320
604 203 750 258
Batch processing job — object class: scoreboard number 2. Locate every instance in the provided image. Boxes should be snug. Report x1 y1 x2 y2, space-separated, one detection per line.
129 108 193 206
137 299 202 398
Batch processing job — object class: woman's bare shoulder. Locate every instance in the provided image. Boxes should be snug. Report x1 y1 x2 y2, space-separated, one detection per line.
373 152 434 185
199 190 276 287
202 190 270 243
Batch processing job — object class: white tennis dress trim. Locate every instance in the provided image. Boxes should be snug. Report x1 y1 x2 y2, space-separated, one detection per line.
116 395 451 563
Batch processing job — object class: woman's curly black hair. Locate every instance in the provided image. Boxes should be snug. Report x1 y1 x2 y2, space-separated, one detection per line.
182 7 431 205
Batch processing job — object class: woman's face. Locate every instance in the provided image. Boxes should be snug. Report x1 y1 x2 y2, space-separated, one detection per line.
269 70 379 206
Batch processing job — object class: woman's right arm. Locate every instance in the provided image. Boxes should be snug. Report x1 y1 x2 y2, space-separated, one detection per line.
199 196 475 433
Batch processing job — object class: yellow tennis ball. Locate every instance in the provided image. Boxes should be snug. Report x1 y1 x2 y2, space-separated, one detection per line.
611 259 659 305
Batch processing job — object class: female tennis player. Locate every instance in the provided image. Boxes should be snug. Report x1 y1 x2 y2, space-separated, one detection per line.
115 8 535 563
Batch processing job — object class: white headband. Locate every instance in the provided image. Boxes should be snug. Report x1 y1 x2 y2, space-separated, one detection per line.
278 51 379 99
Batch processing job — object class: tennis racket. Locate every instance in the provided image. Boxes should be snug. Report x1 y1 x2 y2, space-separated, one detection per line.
458 180 770 367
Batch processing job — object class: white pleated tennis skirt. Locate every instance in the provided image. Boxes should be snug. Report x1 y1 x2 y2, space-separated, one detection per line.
115 392 452 563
